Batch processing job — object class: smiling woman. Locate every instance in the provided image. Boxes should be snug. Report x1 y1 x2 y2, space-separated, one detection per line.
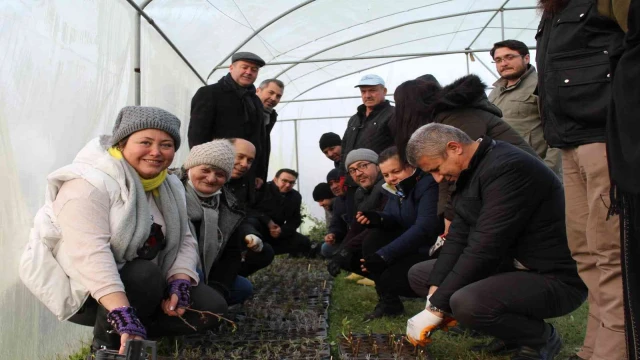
19 106 227 357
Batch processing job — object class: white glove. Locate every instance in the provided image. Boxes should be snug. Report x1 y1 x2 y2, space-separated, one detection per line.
245 234 263 252
406 309 443 347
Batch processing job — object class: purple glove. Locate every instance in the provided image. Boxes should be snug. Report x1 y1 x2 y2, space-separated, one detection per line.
168 279 191 308
106 306 147 338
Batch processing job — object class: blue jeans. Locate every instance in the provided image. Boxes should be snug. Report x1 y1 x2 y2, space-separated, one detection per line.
321 242 339 258
228 276 253 305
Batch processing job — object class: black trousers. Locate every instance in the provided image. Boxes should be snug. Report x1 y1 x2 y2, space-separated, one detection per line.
362 228 432 299
68 259 227 349
238 241 275 277
408 259 587 348
265 232 311 256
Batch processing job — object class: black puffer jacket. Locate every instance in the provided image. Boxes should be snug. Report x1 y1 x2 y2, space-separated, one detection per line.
427 137 584 312
536 0 624 148
416 74 539 219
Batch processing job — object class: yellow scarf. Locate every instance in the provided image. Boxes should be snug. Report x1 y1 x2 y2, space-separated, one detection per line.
108 147 166 196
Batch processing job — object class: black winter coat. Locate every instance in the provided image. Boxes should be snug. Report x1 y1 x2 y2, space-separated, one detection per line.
328 195 349 242
375 170 441 262
536 0 625 148
189 74 268 179
420 74 538 219
427 138 584 312
253 181 303 239
339 101 395 183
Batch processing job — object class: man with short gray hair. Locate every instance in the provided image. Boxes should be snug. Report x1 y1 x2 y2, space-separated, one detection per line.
404 123 585 359
256 78 284 183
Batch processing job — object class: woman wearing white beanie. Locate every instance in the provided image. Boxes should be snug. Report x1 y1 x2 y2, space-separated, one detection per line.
20 106 226 356
180 139 270 306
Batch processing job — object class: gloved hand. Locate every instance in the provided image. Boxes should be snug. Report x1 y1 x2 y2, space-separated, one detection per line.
406 296 457 346
245 234 263 252
406 308 443 347
167 278 191 309
429 234 446 257
327 260 342 277
355 211 383 227
360 253 387 274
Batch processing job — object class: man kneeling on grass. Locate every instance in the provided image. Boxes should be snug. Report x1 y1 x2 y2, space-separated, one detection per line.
404 123 586 360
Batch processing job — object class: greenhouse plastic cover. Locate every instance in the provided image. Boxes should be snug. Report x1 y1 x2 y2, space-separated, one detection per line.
0 0 540 357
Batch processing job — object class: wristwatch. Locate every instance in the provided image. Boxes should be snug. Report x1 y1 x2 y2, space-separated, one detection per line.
427 303 446 314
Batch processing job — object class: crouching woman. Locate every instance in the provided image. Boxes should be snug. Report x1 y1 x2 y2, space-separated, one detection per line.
20 106 227 355
179 139 268 306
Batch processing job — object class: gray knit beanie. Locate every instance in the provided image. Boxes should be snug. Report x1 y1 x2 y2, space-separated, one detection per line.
345 148 379 171
111 106 182 150
183 139 236 180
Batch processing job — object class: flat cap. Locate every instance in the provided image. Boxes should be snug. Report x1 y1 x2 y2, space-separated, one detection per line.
232 52 265 67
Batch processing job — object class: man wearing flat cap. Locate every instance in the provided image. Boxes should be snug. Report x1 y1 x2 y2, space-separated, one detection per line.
189 51 270 193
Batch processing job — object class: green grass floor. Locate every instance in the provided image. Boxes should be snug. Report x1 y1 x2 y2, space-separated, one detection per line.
328 272 588 360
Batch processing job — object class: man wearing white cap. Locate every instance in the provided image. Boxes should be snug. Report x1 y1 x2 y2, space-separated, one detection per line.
339 74 395 223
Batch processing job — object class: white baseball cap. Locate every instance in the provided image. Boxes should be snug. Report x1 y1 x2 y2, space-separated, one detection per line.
354 74 385 88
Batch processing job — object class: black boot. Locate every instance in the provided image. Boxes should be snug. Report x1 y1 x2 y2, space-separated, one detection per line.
470 338 519 355
363 289 404 321
511 324 562 360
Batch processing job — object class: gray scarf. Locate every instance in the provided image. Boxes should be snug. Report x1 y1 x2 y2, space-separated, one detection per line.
185 183 225 282
109 161 187 275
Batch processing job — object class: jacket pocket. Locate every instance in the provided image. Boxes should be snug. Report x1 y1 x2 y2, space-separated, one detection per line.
546 49 611 127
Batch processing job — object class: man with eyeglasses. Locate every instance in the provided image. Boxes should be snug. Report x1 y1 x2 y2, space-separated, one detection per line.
488 40 561 176
327 149 387 279
249 168 311 257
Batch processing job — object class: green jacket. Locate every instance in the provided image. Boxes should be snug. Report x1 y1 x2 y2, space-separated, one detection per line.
488 65 561 175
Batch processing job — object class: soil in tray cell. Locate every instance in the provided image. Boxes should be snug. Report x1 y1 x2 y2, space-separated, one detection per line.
338 333 432 360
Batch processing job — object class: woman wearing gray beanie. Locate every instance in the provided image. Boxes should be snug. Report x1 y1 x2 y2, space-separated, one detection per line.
178 139 273 306
20 106 225 355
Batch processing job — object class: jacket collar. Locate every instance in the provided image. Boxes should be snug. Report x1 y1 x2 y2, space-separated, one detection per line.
356 100 391 117
382 168 423 198
456 136 496 189
492 64 537 89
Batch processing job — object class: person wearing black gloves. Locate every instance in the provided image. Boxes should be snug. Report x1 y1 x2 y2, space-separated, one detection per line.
356 146 441 320
404 124 585 359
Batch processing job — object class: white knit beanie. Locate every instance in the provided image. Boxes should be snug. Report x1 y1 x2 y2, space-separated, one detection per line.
183 139 236 180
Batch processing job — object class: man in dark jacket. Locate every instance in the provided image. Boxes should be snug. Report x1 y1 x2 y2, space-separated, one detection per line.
340 74 395 223
319 132 343 168
404 124 586 359
536 1 626 359
323 168 348 258
224 138 275 277
255 78 284 181
357 146 441 320
250 169 311 256
312 182 335 227
327 149 387 277
189 52 268 188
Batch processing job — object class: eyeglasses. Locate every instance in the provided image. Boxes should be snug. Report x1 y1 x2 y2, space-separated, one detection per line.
348 162 373 175
492 54 523 64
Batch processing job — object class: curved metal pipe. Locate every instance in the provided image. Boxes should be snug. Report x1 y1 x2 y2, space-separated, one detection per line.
272 6 536 79
205 0 315 82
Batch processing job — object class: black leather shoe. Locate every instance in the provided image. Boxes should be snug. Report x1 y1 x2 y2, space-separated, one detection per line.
448 324 484 338
470 338 519 355
511 324 562 360
363 297 404 322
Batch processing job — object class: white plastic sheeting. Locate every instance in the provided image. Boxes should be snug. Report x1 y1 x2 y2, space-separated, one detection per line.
0 0 540 357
